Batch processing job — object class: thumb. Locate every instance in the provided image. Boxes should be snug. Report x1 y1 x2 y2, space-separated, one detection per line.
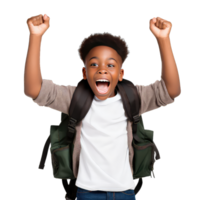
152 17 157 24
42 13 52 29
43 13 50 22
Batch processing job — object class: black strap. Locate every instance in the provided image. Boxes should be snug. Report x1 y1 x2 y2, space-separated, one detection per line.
63 179 77 200
36 135 50 170
67 116 77 143
134 178 143 195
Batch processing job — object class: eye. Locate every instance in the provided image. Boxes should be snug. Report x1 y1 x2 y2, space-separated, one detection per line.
90 63 98 66
90 63 114 67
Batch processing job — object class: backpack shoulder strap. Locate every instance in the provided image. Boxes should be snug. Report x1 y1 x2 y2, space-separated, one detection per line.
69 79 94 123
66 79 94 143
116 78 141 123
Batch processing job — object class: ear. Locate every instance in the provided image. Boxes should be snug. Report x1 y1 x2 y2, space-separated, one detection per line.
82 67 87 80
118 69 124 81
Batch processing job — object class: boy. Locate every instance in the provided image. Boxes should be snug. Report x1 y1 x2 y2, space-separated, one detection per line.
25 14 181 199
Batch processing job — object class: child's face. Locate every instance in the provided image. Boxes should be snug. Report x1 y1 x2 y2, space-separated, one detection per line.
82 45 124 100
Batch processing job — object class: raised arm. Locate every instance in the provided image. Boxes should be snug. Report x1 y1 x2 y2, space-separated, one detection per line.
24 14 50 99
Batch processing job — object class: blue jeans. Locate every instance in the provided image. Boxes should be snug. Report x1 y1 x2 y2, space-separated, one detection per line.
76 187 136 200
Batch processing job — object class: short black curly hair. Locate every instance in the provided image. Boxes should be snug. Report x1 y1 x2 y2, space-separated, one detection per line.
78 32 129 66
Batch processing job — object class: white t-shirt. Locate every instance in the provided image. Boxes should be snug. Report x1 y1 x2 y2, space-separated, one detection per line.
75 91 135 191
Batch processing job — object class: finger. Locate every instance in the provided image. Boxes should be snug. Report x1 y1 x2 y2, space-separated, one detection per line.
156 17 159 27
157 17 166 29
150 18 155 26
158 19 162 29
159 20 164 29
31 16 37 26
25 16 33 25
38 13 44 24
163 21 168 29
31 14 41 26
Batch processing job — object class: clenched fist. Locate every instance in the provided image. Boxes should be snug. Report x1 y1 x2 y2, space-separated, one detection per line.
27 14 50 36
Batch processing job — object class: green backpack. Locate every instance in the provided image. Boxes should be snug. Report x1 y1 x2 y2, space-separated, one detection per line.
38 78 160 200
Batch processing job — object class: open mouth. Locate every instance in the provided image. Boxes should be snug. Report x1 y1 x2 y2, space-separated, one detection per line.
95 80 110 94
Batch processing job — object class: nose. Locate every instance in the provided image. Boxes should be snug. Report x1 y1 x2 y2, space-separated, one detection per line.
98 67 108 74
98 69 108 74
97 63 109 74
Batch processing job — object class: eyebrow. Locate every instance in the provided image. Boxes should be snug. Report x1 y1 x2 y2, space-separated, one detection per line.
89 56 118 63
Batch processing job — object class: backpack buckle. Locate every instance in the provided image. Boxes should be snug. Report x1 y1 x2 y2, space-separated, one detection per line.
68 117 77 134
133 115 140 124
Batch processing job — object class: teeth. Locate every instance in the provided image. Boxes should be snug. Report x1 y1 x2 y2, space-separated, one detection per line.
96 79 110 82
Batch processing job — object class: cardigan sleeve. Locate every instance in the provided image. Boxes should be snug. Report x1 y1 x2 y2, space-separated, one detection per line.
135 77 175 116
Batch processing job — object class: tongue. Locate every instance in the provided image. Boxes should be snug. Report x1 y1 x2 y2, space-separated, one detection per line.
96 82 109 92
